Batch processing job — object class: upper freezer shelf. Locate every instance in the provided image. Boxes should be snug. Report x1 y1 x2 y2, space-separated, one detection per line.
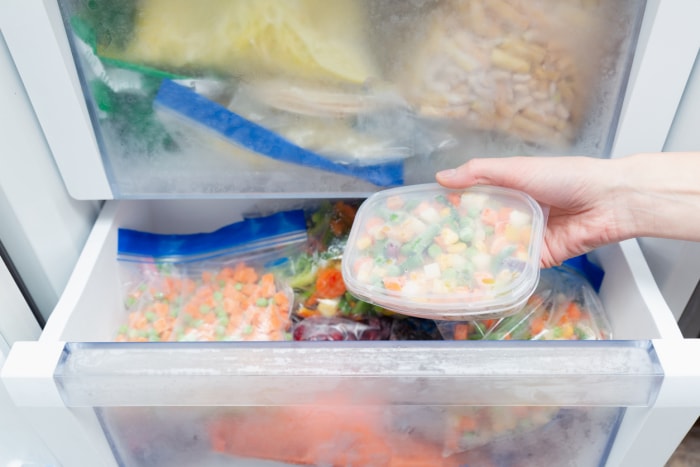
57 0 646 198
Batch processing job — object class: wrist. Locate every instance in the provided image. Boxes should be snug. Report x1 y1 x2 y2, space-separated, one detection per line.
613 152 700 242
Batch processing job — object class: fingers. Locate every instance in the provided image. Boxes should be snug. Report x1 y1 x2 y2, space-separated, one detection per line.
436 157 538 191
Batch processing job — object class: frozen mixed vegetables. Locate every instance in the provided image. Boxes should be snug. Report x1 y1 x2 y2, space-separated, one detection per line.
343 184 544 319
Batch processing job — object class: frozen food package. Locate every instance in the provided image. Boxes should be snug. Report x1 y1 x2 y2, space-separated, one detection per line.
269 200 397 323
227 80 442 167
153 79 404 187
437 264 612 341
390 405 560 457
392 0 615 147
342 183 546 320
93 0 378 85
115 210 308 342
292 316 393 341
208 401 464 467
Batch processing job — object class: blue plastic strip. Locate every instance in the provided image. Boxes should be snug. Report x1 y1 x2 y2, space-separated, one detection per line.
562 254 605 293
154 79 404 187
118 209 307 260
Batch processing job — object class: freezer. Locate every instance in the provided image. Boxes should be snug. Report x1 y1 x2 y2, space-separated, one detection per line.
1 1 700 466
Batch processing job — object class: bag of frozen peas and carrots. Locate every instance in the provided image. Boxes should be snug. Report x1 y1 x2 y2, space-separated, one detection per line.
436 264 612 341
115 210 308 342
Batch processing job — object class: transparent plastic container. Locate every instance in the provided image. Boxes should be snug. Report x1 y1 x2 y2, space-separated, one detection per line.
342 183 545 319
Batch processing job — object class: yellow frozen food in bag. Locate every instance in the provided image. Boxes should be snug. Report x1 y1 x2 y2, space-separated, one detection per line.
99 0 377 84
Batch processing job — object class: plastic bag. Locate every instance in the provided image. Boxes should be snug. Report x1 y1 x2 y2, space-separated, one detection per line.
115 210 308 342
227 80 452 166
94 0 378 85
437 264 612 341
394 0 609 147
292 316 392 341
277 201 395 322
153 79 404 187
389 405 560 457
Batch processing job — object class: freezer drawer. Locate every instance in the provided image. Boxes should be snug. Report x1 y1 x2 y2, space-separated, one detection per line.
1 0 650 199
3 199 700 467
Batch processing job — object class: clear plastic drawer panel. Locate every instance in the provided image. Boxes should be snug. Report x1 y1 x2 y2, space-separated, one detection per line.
55 0 647 198
56 340 662 466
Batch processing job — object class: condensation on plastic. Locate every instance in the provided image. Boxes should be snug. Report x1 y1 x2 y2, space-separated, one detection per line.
437 265 613 341
55 338 663 465
56 0 646 198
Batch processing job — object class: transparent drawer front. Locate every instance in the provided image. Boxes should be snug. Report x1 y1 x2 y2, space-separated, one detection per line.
56 0 646 198
56 341 662 467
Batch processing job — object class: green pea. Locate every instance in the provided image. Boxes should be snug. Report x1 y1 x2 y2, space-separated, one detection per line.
428 243 442 258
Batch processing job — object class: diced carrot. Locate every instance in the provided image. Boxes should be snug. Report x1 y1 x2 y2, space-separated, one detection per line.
153 301 169 317
217 267 235 280
453 323 469 340
480 207 498 226
386 195 405 210
383 276 404 292
446 192 461 207
498 206 513 221
530 316 546 336
259 273 276 297
273 290 290 311
315 267 346 298
566 302 582 321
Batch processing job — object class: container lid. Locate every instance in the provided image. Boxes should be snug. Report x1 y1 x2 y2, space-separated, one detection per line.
342 183 545 320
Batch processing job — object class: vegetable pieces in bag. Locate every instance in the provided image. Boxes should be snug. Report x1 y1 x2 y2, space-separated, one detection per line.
115 210 307 342
437 265 612 341
285 201 393 322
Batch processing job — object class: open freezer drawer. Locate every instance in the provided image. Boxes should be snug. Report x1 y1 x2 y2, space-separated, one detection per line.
3 199 700 467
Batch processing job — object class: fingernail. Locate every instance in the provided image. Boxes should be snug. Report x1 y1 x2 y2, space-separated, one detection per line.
437 169 457 179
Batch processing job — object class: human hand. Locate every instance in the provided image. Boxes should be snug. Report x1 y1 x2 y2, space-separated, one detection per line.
436 156 641 268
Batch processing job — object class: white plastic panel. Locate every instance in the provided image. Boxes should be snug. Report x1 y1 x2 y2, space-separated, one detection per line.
0 27 101 321
0 0 111 200
611 0 700 157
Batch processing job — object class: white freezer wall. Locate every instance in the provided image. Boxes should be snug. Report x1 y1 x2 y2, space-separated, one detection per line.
638 49 700 322
0 31 100 323
0 258 58 466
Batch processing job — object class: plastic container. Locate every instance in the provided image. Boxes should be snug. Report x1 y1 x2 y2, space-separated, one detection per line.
342 183 545 320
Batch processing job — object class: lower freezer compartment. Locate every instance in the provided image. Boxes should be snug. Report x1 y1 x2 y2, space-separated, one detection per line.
98 404 624 467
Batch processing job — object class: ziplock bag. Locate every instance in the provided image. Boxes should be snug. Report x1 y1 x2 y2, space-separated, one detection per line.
227 80 452 166
115 210 307 342
90 0 378 84
153 79 404 187
437 263 612 341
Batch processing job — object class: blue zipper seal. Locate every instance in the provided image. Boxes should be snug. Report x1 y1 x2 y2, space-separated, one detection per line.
154 79 404 187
